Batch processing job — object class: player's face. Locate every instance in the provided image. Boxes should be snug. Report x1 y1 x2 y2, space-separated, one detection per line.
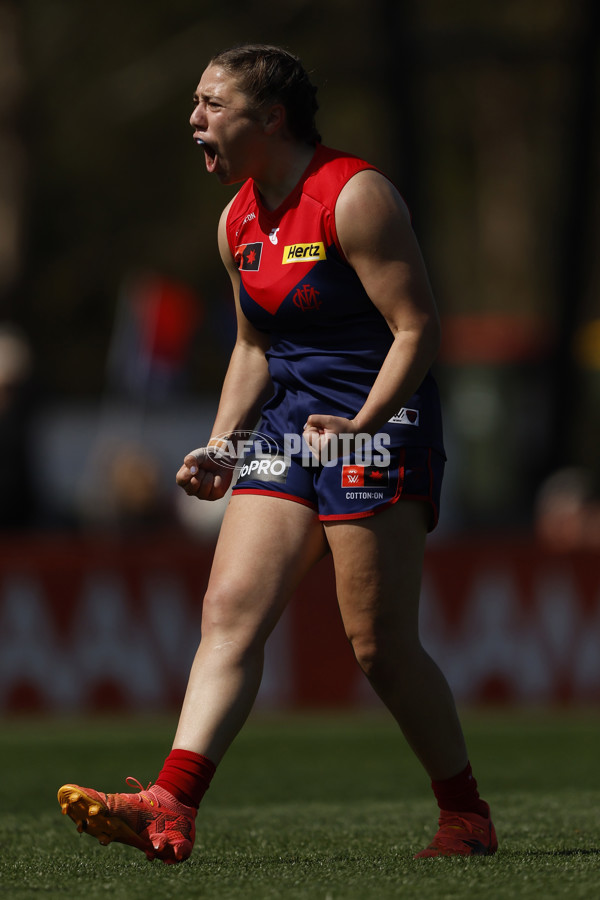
190 66 266 185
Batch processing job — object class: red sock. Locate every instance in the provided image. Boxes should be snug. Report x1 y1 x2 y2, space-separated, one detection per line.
156 749 216 809
431 761 489 817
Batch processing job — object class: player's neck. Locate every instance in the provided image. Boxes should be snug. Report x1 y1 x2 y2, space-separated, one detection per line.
254 142 316 211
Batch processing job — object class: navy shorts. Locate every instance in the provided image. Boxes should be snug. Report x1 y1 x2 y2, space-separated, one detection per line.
231 435 445 531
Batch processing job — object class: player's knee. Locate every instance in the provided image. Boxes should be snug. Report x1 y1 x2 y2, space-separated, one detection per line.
348 628 420 684
348 631 387 681
200 582 270 654
201 583 247 638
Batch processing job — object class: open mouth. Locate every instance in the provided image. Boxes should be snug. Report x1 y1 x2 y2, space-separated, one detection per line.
194 137 217 172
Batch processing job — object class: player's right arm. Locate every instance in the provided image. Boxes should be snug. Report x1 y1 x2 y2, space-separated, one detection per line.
176 200 273 501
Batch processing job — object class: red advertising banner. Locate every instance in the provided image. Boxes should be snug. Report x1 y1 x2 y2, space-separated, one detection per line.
0 536 598 711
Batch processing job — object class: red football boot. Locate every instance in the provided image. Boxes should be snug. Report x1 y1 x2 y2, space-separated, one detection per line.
415 804 498 858
58 777 196 864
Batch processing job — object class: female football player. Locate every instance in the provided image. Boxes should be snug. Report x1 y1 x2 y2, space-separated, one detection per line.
59 43 496 863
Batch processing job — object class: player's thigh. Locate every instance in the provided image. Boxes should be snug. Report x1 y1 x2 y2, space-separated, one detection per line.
204 493 327 638
324 499 429 641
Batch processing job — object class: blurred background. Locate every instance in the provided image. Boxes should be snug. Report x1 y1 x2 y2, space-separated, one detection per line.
0 0 598 713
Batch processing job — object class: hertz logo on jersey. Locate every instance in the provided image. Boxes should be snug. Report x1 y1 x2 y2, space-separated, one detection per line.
282 242 326 264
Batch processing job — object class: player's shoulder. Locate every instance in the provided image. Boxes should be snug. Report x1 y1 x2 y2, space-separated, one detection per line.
311 143 374 172
303 144 381 207
218 191 248 266
337 167 409 217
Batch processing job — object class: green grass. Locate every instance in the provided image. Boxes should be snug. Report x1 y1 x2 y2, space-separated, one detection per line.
1 710 599 898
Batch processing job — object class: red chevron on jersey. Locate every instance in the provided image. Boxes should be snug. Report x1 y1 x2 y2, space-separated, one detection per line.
226 144 378 319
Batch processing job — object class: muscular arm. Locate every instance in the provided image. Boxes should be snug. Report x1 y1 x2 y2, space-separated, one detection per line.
305 169 440 446
209 202 273 439
176 201 272 500
338 169 440 433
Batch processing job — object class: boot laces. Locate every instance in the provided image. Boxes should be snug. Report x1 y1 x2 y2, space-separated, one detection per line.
124 776 157 807
440 811 484 834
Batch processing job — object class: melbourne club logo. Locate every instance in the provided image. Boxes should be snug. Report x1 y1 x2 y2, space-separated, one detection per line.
293 284 321 311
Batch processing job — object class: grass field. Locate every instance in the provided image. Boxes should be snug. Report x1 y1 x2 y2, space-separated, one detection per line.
1 709 599 899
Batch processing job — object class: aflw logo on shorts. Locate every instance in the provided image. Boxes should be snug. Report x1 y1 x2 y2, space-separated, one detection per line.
282 243 326 264
341 466 390 488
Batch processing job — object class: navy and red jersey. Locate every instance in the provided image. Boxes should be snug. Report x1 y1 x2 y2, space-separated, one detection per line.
225 143 445 455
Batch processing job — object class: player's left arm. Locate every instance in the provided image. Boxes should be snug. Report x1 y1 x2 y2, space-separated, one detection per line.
304 168 440 445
